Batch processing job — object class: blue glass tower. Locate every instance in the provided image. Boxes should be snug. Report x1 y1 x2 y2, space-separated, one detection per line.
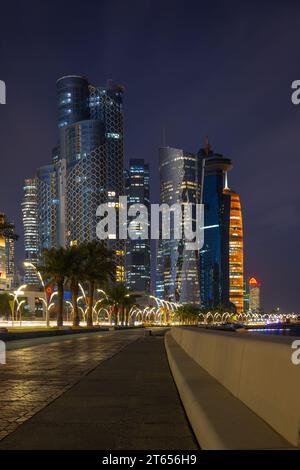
199 139 232 309
125 159 151 293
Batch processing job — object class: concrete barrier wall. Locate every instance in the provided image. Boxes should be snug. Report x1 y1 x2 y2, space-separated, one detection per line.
170 327 300 446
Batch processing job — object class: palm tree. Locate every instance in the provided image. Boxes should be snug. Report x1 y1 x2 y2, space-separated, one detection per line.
65 245 86 327
39 247 69 327
175 304 200 325
81 241 115 327
123 294 140 326
0 292 11 320
103 285 140 326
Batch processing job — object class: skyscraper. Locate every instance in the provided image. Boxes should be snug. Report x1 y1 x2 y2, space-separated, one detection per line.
22 179 40 288
244 280 250 312
156 146 201 304
223 189 244 313
199 139 233 309
57 75 125 279
0 213 18 288
36 161 59 251
23 75 126 282
249 277 261 312
0 216 7 290
125 159 151 293
155 137 244 310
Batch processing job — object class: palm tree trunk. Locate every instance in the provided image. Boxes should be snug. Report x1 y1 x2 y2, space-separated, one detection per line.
71 282 80 327
57 281 64 327
87 281 94 327
114 305 118 325
120 304 125 326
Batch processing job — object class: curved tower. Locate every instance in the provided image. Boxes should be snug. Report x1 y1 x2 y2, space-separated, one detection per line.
223 188 244 313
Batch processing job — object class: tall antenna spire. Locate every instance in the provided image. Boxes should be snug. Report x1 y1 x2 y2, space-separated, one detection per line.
204 135 211 156
224 171 229 190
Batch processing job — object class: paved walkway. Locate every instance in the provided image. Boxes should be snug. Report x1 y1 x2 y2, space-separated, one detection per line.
0 331 198 450
0 330 142 441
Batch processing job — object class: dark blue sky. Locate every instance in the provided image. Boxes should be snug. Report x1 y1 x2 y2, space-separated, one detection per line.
0 0 300 311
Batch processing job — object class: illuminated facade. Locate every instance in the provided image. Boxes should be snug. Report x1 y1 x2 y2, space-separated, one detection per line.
244 280 250 311
156 146 201 304
24 75 126 282
22 179 40 287
155 138 244 310
0 222 6 290
199 140 233 309
0 213 18 289
249 277 261 312
125 159 151 293
36 162 59 251
223 189 244 313
57 75 125 279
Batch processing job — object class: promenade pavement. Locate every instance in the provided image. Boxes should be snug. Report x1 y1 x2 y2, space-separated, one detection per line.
0 329 198 450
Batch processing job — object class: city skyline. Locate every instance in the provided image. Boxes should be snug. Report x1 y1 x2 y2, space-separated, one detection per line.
0 71 285 312
0 2 300 457
1 1 300 310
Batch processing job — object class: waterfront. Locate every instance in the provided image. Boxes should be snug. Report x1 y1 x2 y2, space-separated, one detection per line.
248 325 300 337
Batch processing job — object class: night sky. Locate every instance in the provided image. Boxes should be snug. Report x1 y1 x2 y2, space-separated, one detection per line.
0 0 300 311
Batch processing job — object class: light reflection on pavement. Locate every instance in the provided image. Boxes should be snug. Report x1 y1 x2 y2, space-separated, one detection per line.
0 330 143 441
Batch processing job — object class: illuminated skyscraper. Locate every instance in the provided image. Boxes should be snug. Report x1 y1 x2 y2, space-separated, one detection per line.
36 161 60 251
24 75 126 282
125 159 151 293
199 139 233 309
244 280 250 312
22 179 40 287
156 146 201 303
223 189 244 313
0 213 18 288
0 217 7 290
249 277 261 312
155 137 244 309
57 75 125 279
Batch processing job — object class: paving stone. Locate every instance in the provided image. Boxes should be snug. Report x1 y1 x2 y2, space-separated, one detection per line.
0 333 199 450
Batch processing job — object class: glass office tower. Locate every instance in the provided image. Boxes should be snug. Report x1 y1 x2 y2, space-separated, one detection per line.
0 213 18 288
22 179 40 287
125 159 151 293
57 75 125 280
23 75 126 282
0 225 6 290
199 140 233 309
156 146 201 304
155 137 243 310
36 162 59 251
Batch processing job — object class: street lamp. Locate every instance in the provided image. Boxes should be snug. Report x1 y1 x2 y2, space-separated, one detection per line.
23 262 50 327
9 284 27 325
17 300 26 326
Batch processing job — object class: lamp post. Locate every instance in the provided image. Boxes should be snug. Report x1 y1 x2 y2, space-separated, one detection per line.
23 262 50 327
17 300 26 326
9 284 27 326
